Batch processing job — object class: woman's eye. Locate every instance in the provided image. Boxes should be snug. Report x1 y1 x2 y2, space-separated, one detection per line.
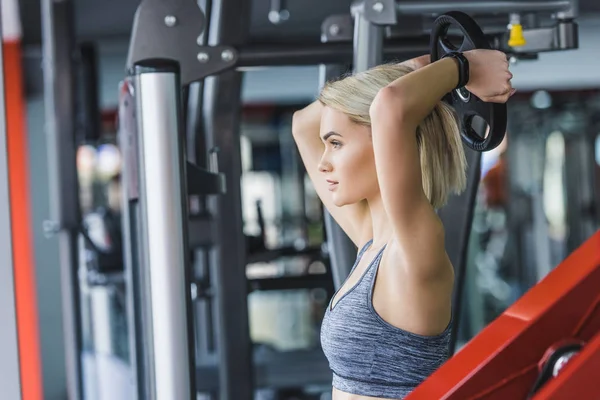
330 140 342 148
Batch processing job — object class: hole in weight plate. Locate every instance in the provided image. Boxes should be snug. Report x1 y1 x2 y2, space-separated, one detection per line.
441 29 464 51
469 114 490 139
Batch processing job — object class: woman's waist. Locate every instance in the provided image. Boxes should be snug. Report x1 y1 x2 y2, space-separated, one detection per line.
332 386 399 400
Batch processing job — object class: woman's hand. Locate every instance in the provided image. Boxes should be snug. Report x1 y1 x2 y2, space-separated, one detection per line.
464 49 515 103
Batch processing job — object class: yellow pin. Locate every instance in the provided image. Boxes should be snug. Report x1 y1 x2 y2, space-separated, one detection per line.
508 23 527 47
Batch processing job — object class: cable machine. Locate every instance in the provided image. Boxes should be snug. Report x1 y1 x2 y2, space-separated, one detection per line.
35 0 581 399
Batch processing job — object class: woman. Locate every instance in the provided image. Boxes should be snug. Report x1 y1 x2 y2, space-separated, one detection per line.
292 49 514 399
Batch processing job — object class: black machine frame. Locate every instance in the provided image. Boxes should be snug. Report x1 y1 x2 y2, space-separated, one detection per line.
40 0 579 399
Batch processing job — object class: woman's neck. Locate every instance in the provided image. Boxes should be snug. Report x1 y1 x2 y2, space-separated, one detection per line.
366 194 393 249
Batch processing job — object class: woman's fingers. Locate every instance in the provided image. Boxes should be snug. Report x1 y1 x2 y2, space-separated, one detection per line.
484 88 516 103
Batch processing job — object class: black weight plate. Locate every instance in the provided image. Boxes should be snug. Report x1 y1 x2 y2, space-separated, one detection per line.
430 11 507 152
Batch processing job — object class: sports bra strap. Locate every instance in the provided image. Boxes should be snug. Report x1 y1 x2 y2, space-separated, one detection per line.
345 239 374 277
357 239 373 258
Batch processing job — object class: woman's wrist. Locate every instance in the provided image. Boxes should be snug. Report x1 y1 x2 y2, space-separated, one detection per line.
441 52 470 88
463 51 481 83
379 57 463 126
435 57 463 94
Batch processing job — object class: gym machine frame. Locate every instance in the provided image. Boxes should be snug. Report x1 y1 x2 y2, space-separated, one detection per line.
118 2 429 399
120 2 433 398
115 1 579 400
28 0 589 396
41 0 86 398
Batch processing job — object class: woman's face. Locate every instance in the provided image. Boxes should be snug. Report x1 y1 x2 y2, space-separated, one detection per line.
319 106 379 207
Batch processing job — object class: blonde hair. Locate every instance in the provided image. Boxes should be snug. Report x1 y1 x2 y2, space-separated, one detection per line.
318 63 467 209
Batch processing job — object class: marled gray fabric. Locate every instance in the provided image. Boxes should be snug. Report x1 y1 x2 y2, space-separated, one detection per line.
320 239 452 399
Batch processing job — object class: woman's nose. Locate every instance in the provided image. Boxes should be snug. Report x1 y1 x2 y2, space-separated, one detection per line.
318 155 332 173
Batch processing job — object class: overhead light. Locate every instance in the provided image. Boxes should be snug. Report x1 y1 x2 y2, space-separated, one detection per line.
531 90 552 109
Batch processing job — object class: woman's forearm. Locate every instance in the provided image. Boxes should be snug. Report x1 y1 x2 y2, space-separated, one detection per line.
292 100 322 138
376 57 460 127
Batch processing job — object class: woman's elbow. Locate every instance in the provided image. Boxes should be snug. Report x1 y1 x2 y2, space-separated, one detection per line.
370 86 411 121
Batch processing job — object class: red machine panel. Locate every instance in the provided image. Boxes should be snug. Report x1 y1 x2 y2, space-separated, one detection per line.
407 230 600 399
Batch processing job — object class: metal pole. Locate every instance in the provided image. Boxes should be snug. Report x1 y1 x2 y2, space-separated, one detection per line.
133 61 195 400
440 149 481 356
202 0 254 398
237 40 429 67
78 42 101 142
186 0 218 379
353 9 383 73
186 0 210 165
319 2 384 290
41 0 84 397
118 78 147 400
0 13 23 397
319 20 358 289
323 211 358 290
564 134 597 253
395 1 571 15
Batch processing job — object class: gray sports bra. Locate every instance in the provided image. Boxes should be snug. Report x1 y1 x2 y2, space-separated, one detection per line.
320 239 452 399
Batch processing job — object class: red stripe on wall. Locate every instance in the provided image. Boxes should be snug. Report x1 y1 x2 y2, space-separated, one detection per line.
4 39 43 400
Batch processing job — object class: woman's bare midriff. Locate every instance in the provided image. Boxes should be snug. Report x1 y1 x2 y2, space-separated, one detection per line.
332 387 397 400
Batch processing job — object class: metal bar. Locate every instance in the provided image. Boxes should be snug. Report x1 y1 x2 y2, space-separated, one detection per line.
186 0 215 370
346 3 384 286
40 0 84 398
279 110 307 244
186 0 211 165
247 274 333 292
439 148 482 356
78 42 101 142
323 215 357 289
186 82 207 164
0 16 22 398
395 1 571 15
237 39 434 67
353 11 383 72
204 73 254 399
246 245 324 264
319 65 358 291
318 3 385 292
203 0 254 398
41 0 79 231
118 78 149 400
319 27 359 290
564 134 597 253
134 61 195 400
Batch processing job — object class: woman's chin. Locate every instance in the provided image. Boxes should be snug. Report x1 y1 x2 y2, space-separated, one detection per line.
332 192 365 207
332 194 349 207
